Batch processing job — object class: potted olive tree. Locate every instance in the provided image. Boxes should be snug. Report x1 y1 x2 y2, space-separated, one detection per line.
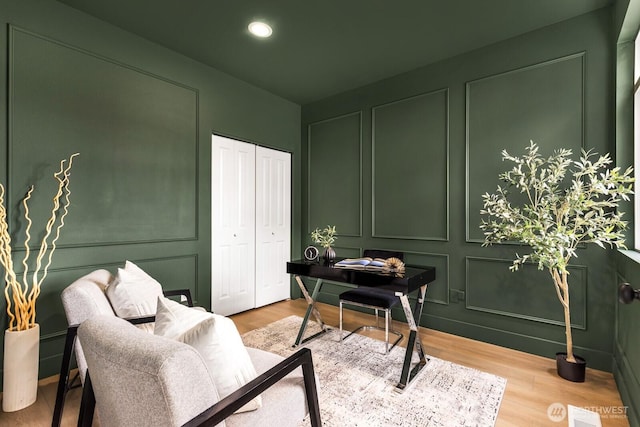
480 142 633 382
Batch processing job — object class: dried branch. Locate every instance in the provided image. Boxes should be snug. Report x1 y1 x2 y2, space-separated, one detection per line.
2 153 79 331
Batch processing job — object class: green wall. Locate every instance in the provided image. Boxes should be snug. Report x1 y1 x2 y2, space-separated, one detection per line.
614 252 640 427
614 1 640 425
0 0 301 384
301 8 619 372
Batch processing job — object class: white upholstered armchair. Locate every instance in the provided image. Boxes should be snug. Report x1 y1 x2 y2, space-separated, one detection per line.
77 315 321 427
52 267 197 426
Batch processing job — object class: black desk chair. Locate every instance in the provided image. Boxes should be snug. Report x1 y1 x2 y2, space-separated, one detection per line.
339 249 404 354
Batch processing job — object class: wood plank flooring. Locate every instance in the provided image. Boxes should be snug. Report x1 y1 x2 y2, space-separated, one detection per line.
0 298 630 426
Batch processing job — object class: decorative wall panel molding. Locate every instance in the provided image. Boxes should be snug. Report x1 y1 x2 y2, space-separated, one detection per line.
466 256 586 329
307 112 362 237
334 245 362 259
372 89 449 241
8 26 199 247
403 251 449 305
466 53 585 242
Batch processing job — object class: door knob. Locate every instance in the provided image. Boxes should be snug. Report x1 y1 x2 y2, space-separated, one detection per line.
618 283 640 304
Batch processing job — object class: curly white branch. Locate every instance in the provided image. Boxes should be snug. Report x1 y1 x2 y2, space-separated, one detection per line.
2 153 79 331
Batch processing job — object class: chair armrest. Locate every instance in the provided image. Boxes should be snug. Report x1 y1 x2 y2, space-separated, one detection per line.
78 348 321 427
163 289 194 307
52 313 156 426
182 347 321 427
126 315 156 325
124 288 199 325
52 325 79 427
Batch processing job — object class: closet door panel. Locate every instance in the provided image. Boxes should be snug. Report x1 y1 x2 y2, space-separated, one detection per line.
255 146 291 307
211 135 256 315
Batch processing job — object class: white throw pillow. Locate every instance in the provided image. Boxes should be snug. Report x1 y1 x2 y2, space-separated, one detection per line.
154 296 211 339
154 297 262 413
105 261 164 332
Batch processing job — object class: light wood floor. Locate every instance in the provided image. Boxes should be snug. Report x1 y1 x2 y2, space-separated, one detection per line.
0 298 630 426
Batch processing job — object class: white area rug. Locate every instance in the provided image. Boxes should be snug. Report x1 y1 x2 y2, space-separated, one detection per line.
241 315 506 427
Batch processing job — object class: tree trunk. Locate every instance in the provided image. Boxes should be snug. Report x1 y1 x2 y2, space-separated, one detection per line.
552 269 575 363
560 271 575 363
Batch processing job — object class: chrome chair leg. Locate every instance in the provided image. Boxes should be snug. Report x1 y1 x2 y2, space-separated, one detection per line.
339 301 343 343
384 309 390 354
338 300 403 354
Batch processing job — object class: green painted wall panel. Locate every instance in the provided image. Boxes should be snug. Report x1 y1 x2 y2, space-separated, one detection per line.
372 90 448 240
614 252 640 426
0 0 301 386
466 257 586 329
614 2 640 420
9 26 198 245
302 9 616 371
403 251 449 305
466 53 584 241
307 112 361 236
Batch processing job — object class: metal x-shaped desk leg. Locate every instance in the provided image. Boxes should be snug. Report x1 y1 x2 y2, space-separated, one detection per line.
293 276 329 347
396 284 429 391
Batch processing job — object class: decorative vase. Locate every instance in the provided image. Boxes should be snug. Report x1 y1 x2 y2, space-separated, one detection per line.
323 247 336 262
556 352 586 382
3 324 40 412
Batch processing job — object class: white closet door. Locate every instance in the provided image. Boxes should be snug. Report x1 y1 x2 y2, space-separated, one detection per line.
255 146 291 307
211 135 256 316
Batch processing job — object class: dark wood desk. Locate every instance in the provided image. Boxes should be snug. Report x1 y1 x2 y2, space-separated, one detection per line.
286 259 436 391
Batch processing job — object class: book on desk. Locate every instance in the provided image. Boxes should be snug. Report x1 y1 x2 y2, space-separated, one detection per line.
333 257 387 270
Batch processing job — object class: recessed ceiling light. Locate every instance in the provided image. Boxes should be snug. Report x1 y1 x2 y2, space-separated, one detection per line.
248 21 272 38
